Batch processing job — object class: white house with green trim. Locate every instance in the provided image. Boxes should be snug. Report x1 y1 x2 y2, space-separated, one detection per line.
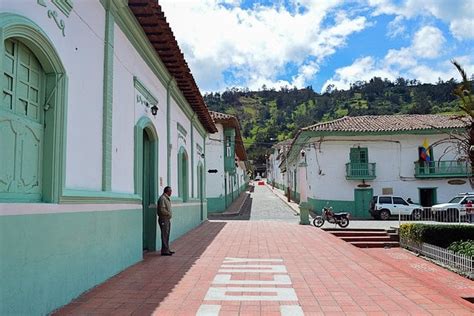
278 115 471 218
206 111 248 213
0 1 218 314
267 139 292 191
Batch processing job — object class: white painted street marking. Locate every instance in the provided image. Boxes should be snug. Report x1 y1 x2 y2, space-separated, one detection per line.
224 257 283 263
204 287 298 301
280 305 304 316
196 304 221 316
219 264 287 273
213 274 291 285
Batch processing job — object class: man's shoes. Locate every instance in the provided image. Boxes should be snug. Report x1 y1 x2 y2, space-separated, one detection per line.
161 252 172 256
170 250 176 254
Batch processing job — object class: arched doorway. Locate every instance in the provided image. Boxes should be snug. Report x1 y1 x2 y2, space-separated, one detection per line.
134 117 158 252
197 162 204 220
0 13 67 203
178 147 189 202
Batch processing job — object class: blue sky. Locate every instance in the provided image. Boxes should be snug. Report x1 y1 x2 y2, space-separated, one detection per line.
160 0 474 93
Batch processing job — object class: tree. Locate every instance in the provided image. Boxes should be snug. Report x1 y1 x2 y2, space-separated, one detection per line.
451 61 474 186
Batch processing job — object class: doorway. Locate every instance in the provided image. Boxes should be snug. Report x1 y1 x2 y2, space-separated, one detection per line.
354 188 373 218
419 188 437 207
142 130 157 251
197 163 204 220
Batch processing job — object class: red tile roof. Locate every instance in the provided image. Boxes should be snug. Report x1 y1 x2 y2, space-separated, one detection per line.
128 0 217 133
302 114 468 133
210 111 247 161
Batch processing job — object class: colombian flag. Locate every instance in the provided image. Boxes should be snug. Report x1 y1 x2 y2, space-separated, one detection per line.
420 138 431 162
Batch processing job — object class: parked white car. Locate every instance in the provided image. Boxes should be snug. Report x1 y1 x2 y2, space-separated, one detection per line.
369 195 423 220
431 192 474 220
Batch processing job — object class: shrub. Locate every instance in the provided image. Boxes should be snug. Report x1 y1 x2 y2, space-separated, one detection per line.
448 240 474 257
399 224 474 248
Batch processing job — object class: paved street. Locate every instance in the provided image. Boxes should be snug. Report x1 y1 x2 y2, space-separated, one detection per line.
54 220 474 315
249 184 299 222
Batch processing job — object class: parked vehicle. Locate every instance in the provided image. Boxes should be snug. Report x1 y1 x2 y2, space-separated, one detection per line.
369 195 423 220
313 206 350 228
431 192 474 221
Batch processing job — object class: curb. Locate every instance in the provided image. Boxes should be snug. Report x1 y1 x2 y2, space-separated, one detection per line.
266 183 300 216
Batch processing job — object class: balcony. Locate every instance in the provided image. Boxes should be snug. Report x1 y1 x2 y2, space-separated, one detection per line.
414 160 472 178
345 162 376 180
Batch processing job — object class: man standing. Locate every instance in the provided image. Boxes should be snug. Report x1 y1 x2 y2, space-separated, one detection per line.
157 186 174 256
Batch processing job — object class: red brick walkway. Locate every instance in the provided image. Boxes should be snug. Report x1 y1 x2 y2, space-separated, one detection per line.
54 221 474 315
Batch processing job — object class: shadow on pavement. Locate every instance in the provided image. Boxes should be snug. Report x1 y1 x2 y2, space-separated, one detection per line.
52 221 227 315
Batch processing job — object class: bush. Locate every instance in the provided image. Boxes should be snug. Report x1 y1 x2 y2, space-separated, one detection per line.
399 224 474 248
448 240 474 257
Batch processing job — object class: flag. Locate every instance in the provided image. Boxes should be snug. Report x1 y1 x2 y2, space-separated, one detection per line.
420 138 431 162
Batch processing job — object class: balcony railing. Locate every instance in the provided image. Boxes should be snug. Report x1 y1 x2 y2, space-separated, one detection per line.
414 160 471 178
345 162 376 180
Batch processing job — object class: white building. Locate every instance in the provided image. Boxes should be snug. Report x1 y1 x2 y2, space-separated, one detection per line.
0 1 218 314
277 115 471 218
267 139 292 191
206 111 248 213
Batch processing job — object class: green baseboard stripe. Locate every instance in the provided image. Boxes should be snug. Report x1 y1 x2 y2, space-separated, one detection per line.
207 196 226 213
0 209 142 315
308 197 355 216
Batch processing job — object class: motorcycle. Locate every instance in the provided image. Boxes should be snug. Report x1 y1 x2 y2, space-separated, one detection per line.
313 206 350 228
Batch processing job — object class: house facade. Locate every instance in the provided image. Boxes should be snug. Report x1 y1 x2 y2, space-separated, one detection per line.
276 115 471 218
0 1 217 314
206 111 248 213
267 139 292 191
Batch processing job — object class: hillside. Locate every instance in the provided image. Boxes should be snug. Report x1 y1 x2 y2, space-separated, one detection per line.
203 77 468 165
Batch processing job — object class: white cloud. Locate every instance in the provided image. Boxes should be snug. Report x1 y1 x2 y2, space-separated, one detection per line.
323 25 473 91
387 16 406 38
367 0 474 40
160 0 369 91
412 26 445 58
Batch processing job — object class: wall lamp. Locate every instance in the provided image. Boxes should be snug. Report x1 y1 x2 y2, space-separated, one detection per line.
151 104 158 116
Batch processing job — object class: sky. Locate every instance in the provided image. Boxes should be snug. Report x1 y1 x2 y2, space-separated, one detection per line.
159 0 474 93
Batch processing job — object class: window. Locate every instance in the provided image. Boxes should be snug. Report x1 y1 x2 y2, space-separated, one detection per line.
177 147 189 202
350 147 368 163
226 136 231 157
379 196 392 204
393 197 408 205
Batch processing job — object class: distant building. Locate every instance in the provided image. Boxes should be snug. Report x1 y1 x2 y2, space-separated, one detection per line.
206 111 248 213
275 115 471 218
0 1 217 314
267 139 293 190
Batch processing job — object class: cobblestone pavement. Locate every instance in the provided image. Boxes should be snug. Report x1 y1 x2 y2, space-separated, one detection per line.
249 184 299 222
54 221 474 315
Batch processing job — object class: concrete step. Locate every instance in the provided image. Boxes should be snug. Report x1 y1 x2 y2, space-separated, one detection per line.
350 241 400 248
323 228 390 232
331 231 390 237
341 236 398 243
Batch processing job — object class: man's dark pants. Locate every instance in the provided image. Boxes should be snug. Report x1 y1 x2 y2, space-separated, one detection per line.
158 218 171 254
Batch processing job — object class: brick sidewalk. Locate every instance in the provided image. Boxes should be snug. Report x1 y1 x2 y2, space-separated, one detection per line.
54 221 474 315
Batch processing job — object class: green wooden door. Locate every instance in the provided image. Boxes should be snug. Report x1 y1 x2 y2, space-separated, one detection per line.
1 39 44 201
354 188 373 218
142 131 156 251
197 164 204 220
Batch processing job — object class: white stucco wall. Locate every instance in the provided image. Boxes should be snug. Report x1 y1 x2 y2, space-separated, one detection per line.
112 25 168 194
206 125 225 198
192 125 205 199
302 134 471 204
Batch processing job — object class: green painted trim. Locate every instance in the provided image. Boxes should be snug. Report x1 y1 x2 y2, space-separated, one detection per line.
207 196 226 213
203 134 207 219
133 76 158 106
134 116 158 201
0 13 67 203
102 3 114 191
191 118 195 198
177 122 188 137
308 197 356 216
166 79 172 186
60 189 141 204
